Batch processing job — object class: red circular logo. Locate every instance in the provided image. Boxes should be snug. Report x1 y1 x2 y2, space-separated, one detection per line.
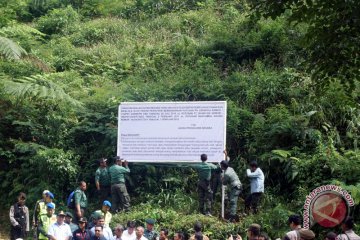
311 192 347 227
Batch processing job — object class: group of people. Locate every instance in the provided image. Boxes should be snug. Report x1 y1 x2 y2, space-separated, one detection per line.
229 214 360 240
94 152 265 221
11 195 359 240
9 191 207 240
192 152 265 221
11 154 358 240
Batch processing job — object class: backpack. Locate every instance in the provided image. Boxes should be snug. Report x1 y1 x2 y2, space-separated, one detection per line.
67 191 76 209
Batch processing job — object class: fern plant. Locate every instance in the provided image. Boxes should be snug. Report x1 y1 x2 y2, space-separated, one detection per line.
0 23 46 60
2 74 83 107
0 36 27 60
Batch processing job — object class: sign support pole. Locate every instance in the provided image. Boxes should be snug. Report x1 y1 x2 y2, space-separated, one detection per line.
221 185 225 219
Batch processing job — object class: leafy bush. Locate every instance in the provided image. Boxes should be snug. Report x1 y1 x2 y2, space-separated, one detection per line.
111 198 291 240
36 5 80 35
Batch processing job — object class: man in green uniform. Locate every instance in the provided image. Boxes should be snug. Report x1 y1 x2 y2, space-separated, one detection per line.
74 181 88 223
38 203 57 240
95 158 111 203
144 218 158 240
220 160 242 222
192 154 219 216
109 156 130 213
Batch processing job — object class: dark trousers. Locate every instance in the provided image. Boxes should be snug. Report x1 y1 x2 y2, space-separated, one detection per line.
197 179 213 214
99 185 111 203
73 208 85 224
245 192 263 214
111 183 130 212
10 225 25 240
211 171 221 201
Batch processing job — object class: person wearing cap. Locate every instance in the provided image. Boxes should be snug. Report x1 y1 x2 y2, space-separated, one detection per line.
90 215 113 240
32 190 49 236
337 216 360 240
95 158 111 203
73 217 91 240
245 161 264 214
122 220 136 240
9 192 30 240
144 219 158 240
47 211 73 240
136 226 148 240
33 191 56 230
190 154 219 216
189 222 209 240
285 215 303 240
65 211 79 233
298 229 315 240
94 201 112 227
113 224 124 240
38 203 57 240
220 158 242 222
73 181 88 223
109 156 131 213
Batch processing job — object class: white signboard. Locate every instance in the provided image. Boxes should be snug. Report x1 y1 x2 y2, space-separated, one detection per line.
117 101 227 162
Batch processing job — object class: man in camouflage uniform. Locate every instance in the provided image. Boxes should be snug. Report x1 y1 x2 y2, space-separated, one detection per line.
192 154 219 216
220 160 242 222
95 158 111 203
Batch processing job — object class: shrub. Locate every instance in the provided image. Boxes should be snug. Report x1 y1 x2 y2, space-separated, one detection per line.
111 200 291 240
36 5 80 35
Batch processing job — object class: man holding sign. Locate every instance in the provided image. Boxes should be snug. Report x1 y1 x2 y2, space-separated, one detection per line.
109 157 131 213
192 154 219 216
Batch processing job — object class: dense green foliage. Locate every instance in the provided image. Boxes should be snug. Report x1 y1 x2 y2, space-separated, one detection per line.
0 0 359 238
247 0 360 91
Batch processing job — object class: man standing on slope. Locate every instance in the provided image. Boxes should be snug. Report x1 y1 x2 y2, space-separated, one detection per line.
192 154 219 216
95 158 111 203
245 161 264 214
221 159 242 222
74 181 88 223
109 156 131 213
10 192 30 240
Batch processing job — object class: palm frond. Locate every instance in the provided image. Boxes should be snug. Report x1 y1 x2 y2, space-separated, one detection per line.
0 36 27 60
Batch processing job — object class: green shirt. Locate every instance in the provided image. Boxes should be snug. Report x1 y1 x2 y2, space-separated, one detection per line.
223 167 241 187
109 165 130 184
192 162 219 181
74 188 88 208
95 167 110 186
